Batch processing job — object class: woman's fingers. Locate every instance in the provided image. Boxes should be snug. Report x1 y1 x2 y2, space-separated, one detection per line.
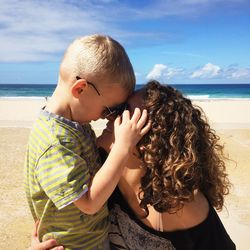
49 246 64 250
30 220 64 250
39 240 59 249
30 239 62 250
32 220 40 237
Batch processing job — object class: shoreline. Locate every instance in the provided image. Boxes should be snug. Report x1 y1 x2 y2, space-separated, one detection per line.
2 96 250 101
1 98 250 130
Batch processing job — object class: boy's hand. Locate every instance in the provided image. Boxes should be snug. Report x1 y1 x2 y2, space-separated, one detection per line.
74 109 150 215
114 108 150 151
29 221 64 250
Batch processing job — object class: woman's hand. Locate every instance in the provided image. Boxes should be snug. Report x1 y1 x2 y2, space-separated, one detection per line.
29 221 64 250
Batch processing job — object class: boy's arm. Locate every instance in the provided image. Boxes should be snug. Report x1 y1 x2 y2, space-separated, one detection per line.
74 108 150 214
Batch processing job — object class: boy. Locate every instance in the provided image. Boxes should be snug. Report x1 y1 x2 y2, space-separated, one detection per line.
24 34 150 250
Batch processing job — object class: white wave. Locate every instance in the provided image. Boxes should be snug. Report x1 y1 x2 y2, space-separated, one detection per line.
187 95 210 100
0 96 48 100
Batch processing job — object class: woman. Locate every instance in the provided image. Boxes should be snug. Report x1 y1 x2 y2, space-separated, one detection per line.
30 80 235 249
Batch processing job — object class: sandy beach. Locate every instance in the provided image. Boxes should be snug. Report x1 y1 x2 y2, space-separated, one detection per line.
0 98 250 249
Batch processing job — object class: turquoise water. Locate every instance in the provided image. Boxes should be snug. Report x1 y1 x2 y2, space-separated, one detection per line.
0 83 250 99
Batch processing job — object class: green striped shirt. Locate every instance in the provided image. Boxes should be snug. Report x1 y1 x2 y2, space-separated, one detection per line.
24 110 109 250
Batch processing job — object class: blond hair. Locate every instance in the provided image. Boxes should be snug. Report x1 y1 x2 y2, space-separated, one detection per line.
60 34 135 93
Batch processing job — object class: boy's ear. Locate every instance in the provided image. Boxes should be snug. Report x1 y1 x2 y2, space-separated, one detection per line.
71 79 87 98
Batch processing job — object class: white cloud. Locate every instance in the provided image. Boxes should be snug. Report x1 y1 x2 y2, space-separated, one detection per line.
146 64 167 79
0 0 109 62
164 67 184 79
127 0 249 19
190 64 250 80
0 0 186 62
0 0 249 62
190 63 221 79
146 64 183 80
0 0 161 62
227 68 250 79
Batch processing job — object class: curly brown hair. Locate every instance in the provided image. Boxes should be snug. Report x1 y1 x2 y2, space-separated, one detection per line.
137 80 231 216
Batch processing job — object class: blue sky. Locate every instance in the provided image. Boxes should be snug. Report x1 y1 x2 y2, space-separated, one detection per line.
0 0 250 85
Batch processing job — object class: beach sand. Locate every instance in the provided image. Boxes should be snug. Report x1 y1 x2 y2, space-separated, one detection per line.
0 99 250 249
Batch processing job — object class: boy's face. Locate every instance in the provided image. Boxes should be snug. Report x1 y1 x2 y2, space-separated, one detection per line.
75 80 129 124
99 89 144 152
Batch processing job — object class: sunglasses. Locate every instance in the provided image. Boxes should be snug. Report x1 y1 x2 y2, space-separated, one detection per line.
76 76 100 96
102 102 128 119
76 76 127 119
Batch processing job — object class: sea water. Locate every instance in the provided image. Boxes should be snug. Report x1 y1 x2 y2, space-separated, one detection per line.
0 83 250 100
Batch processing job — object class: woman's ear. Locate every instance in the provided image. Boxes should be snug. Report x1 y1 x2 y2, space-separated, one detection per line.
71 78 87 98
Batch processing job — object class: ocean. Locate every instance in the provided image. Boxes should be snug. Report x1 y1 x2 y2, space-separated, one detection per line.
0 83 250 100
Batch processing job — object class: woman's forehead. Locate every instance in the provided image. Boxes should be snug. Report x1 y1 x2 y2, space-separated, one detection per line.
128 89 144 109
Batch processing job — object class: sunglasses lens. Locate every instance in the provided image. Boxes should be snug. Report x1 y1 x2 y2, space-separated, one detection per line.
104 103 127 118
114 103 127 116
102 108 110 118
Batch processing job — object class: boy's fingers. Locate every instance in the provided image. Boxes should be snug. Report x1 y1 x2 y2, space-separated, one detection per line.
114 115 121 127
130 108 141 123
136 109 148 129
121 109 130 121
140 120 151 136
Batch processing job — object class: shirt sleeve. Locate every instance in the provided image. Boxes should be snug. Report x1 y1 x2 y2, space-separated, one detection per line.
35 140 90 210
